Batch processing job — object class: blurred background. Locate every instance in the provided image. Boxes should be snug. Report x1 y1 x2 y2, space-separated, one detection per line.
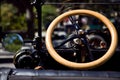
0 0 120 68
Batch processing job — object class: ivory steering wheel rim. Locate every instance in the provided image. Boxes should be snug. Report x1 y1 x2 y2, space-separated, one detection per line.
45 9 118 69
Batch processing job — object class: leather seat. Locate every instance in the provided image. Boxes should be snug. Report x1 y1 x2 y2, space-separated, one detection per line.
0 68 120 80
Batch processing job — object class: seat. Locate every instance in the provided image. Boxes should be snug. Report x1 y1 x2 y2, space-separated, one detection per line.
0 68 120 80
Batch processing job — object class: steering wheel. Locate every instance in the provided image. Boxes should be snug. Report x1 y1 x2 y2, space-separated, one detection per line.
45 9 118 70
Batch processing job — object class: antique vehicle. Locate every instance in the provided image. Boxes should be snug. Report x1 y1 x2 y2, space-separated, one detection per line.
0 0 120 80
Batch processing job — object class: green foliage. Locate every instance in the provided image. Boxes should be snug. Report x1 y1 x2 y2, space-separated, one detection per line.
0 3 27 31
5 43 22 52
42 5 58 29
3 33 23 52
